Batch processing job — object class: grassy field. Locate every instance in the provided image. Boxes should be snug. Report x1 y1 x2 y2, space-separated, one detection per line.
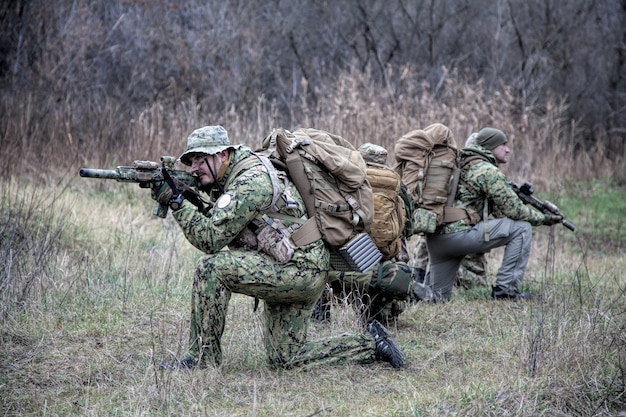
1 172 624 416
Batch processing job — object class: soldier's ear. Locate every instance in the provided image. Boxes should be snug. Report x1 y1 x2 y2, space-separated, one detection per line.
218 149 230 160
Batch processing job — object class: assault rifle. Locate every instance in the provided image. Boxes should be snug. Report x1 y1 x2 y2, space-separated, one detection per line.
80 156 203 218
509 181 576 232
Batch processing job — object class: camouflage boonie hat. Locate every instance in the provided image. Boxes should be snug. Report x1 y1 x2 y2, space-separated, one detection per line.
179 125 241 166
358 143 388 165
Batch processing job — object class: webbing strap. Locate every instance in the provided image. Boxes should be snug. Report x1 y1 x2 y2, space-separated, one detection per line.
291 218 322 246
344 194 370 231
442 207 480 224
483 200 490 242
256 154 282 212
284 146 317 216
314 199 351 212
447 167 461 206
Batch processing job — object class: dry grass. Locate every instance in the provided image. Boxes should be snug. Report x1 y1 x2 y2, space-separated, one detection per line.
1 71 625 416
1 169 625 416
2 67 624 186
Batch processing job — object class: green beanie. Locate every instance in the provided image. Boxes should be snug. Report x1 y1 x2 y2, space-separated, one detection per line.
475 127 508 150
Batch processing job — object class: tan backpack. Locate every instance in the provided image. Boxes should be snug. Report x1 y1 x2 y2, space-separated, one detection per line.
394 123 479 233
261 128 382 272
365 163 406 261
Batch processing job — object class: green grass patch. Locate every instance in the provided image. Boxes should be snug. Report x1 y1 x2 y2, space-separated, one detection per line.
555 177 626 251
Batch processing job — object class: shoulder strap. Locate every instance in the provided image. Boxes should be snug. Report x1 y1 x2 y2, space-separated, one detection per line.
228 153 323 247
226 153 283 213
446 166 461 207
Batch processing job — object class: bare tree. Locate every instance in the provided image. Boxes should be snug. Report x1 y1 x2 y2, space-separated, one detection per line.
1 0 624 155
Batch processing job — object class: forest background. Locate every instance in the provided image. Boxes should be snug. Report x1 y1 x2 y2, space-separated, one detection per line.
1 0 625 416
1 0 625 175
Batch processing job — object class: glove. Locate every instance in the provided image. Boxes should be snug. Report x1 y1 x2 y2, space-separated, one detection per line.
543 214 563 226
151 181 173 206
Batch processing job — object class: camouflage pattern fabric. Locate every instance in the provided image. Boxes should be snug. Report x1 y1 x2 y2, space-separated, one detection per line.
358 142 388 165
439 145 547 234
411 235 429 271
172 146 376 368
455 252 489 289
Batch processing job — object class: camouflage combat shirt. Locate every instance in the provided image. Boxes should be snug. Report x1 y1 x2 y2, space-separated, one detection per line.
437 144 547 234
171 146 330 270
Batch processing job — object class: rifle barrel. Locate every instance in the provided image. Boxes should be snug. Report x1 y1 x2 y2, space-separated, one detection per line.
79 168 120 180
562 220 576 232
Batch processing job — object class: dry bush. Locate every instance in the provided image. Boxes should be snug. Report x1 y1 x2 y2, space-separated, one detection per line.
3 64 622 188
2 0 624 190
301 65 622 186
0 180 69 317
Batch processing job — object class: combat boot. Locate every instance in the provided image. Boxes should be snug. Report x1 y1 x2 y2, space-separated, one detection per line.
410 281 435 303
413 268 426 284
367 319 407 369
491 285 532 301
159 355 197 371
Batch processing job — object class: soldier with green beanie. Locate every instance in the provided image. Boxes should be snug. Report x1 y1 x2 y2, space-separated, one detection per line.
425 127 563 301
151 125 406 370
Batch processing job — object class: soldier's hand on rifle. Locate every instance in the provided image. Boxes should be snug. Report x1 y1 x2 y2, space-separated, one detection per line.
152 182 173 206
543 214 563 226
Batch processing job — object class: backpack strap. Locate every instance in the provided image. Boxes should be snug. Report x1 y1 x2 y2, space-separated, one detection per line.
282 142 317 216
443 155 485 225
227 153 283 213
446 166 461 207
227 153 323 246
290 217 322 246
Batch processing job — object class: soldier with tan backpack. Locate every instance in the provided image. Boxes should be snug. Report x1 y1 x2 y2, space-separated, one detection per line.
395 125 563 301
314 143 424 325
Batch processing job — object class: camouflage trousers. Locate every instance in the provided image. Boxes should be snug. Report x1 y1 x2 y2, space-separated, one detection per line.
189 248 376 369
411 235 489 288
325 261 412 325
456 252 489 289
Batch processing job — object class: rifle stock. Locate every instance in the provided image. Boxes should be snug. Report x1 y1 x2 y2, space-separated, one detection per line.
79 156 199 218
509 181 576 232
